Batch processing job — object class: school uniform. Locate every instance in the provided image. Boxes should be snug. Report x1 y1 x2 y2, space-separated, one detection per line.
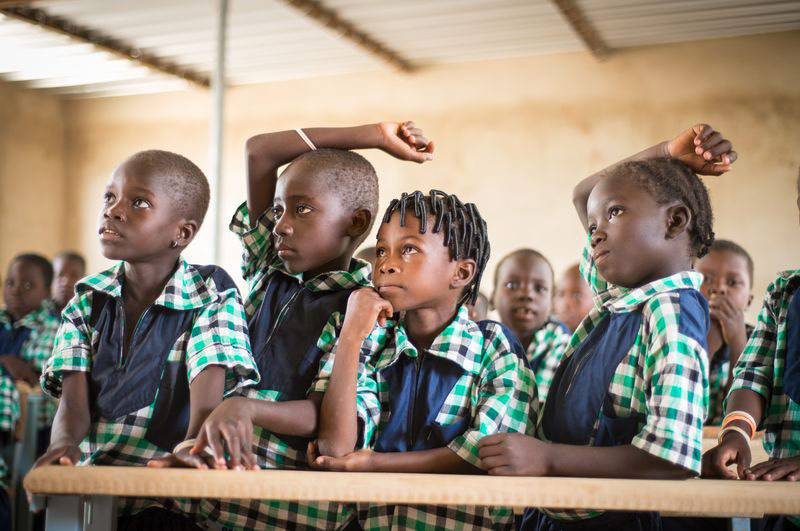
0 300 61 458
41 259 259 519
521 244 709 530
0 373 14 529
340 305 536 530
730 270 800 530
526 319 571 407
201 203 374 530
705 324 755 425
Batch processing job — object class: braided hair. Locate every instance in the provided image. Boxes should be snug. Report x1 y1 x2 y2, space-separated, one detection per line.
381 190 490 305
613 157 715 258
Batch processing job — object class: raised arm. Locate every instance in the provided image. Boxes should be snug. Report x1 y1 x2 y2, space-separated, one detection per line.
246 122 434 225
573 124 737 230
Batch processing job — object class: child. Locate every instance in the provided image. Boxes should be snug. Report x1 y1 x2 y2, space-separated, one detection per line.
695 239 754 425
1 254 59 388
703 172 800 531
32 150 259 527
310 190 536 530
477 124 737 530
51 251 87 315
467 291 490 321
554 263 594 333
190 122 434 529
492 248 570 405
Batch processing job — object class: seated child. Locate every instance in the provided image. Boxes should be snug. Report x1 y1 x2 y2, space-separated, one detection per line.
0 370 18 530
694 239 754 425
190 122 434 530
51 251 87 315
477 123 737 531
703 170 800 531
310 190 536 530
554 262 594 333
492 248 570 405
32 150 258 527
467 290 490 321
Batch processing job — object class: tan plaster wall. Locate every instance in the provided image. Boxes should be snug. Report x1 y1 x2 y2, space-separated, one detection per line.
53 30 800 319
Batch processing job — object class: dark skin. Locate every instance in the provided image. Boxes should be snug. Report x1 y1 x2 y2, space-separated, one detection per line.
491 254 553 350
703 173 800 482
479 124 737 479
467 292 489 322
308 211 480 473
190 122 433 469
695 249 753 388
30 159 220 476
553 264 593 334
52 256 86 313
1 260 51 385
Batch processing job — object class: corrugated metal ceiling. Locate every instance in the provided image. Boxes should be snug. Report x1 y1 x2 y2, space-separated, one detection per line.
0 0 797 98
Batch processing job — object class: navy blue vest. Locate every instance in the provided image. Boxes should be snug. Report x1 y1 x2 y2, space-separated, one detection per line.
87 265 232 451
782 284 800 404
374 320 516 453
0 324 32 359
542 289 708 447
528 320 570 375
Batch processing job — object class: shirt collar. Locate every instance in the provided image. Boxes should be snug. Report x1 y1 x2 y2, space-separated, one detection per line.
378 305 483 375
0 299 57 330
598 270 703 314
75 258 215 310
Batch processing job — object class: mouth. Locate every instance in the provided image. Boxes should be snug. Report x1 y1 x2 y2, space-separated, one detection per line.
511 306 537 320
276 243 296 257
593 250 610 265
99 226 123 241
377 284 404 295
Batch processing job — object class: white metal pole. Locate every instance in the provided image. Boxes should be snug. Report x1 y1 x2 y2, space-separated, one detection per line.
208 0 228 263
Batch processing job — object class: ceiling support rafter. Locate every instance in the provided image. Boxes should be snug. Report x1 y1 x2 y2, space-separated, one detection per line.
549 0 609 59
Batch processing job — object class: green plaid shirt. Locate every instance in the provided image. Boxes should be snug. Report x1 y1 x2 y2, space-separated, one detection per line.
40 259 258 517
202 202 373 530
0 371 20 487
349 305 536 530
0 301 60 425
526 319 571 408
706 324 754 426
730 270 800 460
540 243 709 522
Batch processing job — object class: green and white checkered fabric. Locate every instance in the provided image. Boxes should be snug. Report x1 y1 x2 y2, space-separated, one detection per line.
229 201 372 320
730 270 800 460
348 305 536 529
40 259 258 518
0 371 20 488
540 241 709 522
526 319 570 408
730 271 800 527
0 301 61 425
706 324 754 426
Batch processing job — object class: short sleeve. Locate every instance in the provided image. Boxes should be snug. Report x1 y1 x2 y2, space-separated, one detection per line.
631 295 708 475
448 324 537 468
0 372 20 434
40 293 94 399
229 201 282 282
185 281 259 394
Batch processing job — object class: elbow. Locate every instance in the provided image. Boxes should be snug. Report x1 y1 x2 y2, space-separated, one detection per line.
316 437 356 459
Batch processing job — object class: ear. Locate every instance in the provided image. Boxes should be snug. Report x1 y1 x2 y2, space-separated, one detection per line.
489 289 497 310
664 204 691 240
450 258 476 291
174 219 199 248
346 208 372 240
746 292 754 309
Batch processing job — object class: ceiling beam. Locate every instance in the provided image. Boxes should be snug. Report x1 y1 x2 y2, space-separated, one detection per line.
549 0 609 59
0 4 210 87
277 0 415 73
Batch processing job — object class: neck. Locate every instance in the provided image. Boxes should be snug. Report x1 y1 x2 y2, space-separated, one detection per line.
303 252 354 281
515 329 536 351
122 256 180 305
632 256 693 289
707 320 724 358
404 303 460 352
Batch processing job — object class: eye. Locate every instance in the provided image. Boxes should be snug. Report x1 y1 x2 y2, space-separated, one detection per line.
132 198 151 209
376 247 386 257
103 192 115 204
727 279 743 288
22 282 32 291
608 206 623 220
295 204 313 216
401 245 417 255
504 281 519 290
267 205 284 221
535 285 548 294
588 224 597 235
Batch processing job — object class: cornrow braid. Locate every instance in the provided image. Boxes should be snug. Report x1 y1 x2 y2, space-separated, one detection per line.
382 190 490 305
614 157 715 258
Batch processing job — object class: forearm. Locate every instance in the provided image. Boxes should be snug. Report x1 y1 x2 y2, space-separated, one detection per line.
573 141 669 229
546 443 692 479
246 124 384 222
370 447 482 474
317 335 362 457
248 395 321 437
724 388 766 431
49 372 91 447
186 366 225 439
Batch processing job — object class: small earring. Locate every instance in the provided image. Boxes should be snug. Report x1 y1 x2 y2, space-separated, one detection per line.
170 240 178 249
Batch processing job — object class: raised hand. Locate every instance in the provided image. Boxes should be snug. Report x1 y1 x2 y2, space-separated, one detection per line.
667 124 737 175
341 288 394 343
377 121 435 163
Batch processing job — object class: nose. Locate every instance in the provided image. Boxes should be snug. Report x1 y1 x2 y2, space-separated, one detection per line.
273 214 293 238
104 199 125 221
590 227 605 248
709 280 727 296
378 256 400 275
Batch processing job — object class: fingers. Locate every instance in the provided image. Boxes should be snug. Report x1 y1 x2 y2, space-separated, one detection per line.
204 424 227 469
146 455 176 468
479 455 508 471
693 124 714 143
314 456 344 471
191 430 209 455
477 433 505 448
487 465 516 476
220 424 242 470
